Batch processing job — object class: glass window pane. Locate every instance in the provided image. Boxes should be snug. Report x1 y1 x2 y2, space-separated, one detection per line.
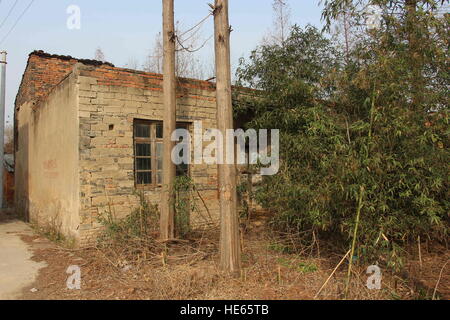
157 157 163 170
135 123 150 138
156 143 163 157
157 171 162 185
137 172 152 185
137 158 151 171
136 143 151 157
156 122 163 139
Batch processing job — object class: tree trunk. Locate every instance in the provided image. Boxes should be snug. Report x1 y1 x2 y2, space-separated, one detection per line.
160 0 177 240
213 0 242 275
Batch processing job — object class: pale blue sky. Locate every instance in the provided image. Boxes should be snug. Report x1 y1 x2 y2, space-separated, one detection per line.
0 0 325 124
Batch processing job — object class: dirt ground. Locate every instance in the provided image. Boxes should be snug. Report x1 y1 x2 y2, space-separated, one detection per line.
0 220 48 299
14 215 449 301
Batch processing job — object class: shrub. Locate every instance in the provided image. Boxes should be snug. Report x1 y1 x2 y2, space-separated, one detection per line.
236 11 449 264
98 191 159 244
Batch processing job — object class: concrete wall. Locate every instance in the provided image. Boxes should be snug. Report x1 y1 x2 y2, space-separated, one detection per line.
74 64 220 246
15 72 80 240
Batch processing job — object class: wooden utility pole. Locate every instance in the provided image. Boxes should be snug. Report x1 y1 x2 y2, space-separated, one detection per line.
0 51 6 209
213 0 241 275
160 0 177 240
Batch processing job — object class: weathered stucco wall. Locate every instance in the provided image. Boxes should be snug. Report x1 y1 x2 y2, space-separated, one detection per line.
14 52 229 247
15 72 80 240
74 64 220 246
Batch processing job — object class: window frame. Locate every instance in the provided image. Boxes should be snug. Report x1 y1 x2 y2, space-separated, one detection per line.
133 119 190 190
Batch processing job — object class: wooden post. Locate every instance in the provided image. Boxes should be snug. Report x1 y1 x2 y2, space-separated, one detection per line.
213 0 241 275
160 0 177 241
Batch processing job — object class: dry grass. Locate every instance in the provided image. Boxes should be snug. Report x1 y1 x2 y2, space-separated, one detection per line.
18 220 433 301
15 203 447 300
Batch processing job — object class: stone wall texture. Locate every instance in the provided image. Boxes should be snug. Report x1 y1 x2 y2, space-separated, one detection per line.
15 51 223 247
74 64 221 246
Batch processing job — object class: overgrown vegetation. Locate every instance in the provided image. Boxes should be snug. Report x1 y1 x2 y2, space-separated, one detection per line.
31 214 76 248
98 177 215 248
235 0 449 267
173 176 193 238
172 176 217 237
98 191 160 246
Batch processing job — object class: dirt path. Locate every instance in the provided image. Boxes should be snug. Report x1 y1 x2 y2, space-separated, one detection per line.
0 220 47 299
1 212 447 300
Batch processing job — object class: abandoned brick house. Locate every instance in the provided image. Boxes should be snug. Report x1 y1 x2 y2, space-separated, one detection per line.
14 50 237 246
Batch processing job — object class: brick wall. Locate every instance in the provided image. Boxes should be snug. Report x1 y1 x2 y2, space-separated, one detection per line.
15 51 255 247
16 52 77 108
73 63 221 246
14 51 114 153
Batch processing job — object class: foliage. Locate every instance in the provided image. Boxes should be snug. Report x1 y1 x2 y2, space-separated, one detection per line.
32 214 76 247
235 3 449 263
277 257 319 273
237 178 253 222
173 176 193 238
97 179 211 243
172 176 217 237
98 191 159 244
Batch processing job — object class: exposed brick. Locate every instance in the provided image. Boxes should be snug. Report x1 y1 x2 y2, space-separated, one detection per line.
15 50 262 247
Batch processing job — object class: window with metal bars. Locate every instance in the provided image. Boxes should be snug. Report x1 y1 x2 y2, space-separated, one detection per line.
134 120 189 188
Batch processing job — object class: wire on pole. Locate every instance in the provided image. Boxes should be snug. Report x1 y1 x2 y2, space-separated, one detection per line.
175 10 214 54
178 12 212 39
176 34 213 53
0 0 19 31
0 0 35 46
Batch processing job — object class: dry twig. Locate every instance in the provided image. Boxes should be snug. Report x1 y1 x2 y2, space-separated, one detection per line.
314 249 351 299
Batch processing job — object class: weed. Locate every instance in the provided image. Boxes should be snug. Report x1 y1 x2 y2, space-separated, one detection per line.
296 262 318 274
172 176 192 238
268 242 293 254
277 257 318 274
97 190 159 244
32 214 76 248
